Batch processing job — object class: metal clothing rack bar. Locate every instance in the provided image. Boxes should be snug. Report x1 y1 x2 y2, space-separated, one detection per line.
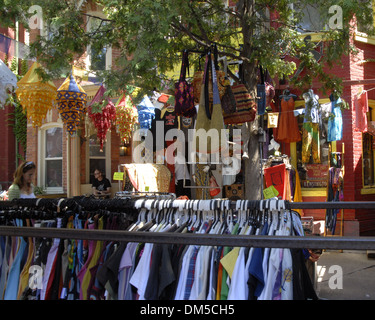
1 200 375 251
0 226 375 251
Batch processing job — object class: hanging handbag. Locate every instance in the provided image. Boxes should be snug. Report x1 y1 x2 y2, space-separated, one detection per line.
174 50 196 118
192 46 226 105
194 52 227 154
223 82 257 124
220 57 236 114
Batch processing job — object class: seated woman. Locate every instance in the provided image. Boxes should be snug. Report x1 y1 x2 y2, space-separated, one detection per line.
8 161 37 200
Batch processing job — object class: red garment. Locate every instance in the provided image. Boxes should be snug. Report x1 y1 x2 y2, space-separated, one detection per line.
277 98 301 143
264 164 286 199
354 90 369 133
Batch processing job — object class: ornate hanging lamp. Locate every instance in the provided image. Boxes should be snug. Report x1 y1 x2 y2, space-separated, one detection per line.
15 61 57 127
56 72 87 136
115 93 138 144
87 84 116 151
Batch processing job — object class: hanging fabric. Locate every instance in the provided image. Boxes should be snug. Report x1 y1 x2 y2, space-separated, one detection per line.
57 72 87 136
87 85 116 151
174 50 196 118
192 46 226 107
354 89 369 133
0 198 318 301
327 92 343 142
277 89 301 143
263 163 286 199
115 93 138 144
15 61 57 127
302 89 321 164
194 52 227 154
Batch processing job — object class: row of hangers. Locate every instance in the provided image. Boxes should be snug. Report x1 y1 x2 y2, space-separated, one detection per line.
128 198 294 235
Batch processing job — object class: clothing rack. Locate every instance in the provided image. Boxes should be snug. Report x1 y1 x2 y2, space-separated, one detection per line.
1 198 375 251
115 191 176 200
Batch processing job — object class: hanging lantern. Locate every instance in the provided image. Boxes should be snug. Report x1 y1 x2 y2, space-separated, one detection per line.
87 85 116 151
115 93 138 144
57 73 87 136
15 62 57 127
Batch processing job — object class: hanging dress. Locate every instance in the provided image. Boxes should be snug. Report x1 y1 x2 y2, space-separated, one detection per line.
327 94 343 142
277 96 301 143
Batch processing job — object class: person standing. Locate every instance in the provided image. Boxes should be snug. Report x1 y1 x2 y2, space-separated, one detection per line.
8 161 37 200
92 168 112 198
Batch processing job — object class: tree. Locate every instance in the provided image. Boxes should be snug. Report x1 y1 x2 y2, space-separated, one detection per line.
1 0 373 199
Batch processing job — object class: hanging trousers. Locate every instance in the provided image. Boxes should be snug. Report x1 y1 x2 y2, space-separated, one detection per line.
302 122 320 164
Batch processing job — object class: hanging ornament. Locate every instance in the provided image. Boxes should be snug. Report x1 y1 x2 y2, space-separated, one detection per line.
56 72 87 136
87 85 116 151
115 93 138 143
15 62 57 127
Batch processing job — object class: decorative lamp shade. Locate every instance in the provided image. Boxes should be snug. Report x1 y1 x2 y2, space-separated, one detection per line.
115 93 138 143
15 62 57 127
57 73 87 136
0 59 17 108
87 85 116 151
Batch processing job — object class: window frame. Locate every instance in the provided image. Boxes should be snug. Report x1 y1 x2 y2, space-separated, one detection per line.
361 100 375 194
38 122 64 194
85 11 112 78
86 132 112 184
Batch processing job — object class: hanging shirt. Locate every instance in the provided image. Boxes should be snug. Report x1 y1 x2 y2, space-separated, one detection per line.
3 219 27 300
40 218 62 300
303 90 320 124
354 90 368 133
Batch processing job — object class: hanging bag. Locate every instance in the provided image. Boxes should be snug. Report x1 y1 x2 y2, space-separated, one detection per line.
194 52 227 154
192 46 226 106
223 63 257 125
220 57 237 115
174 50 196 118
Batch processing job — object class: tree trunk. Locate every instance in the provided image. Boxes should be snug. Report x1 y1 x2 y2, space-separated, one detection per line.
241 0 262 201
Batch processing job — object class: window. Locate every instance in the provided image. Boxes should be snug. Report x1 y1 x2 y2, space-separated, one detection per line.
291 3 326 33
86 13 112 81
87 133 111 184
39 126 63 193
363 106 375 187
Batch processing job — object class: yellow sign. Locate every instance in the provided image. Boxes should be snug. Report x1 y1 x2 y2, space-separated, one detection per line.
113 172 124 180
263 185 279 199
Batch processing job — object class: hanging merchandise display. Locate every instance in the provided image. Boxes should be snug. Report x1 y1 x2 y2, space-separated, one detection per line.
263 163 286 199
174 50 196 118
327 92 343 142
136 95 155 133
15 62 57 127
192 46 226 106
354 89 369 133
277 90 301 143
87 85 116 151
302 89 321 164
56 73 87 136
222 60 256 125
0 59 17 108
223 83 257 124
115 93 138 143
0 197 319 301
220 57 237 115
194 52 228 154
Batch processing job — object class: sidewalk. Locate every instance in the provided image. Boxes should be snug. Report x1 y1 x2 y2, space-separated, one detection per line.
315 250 375 300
